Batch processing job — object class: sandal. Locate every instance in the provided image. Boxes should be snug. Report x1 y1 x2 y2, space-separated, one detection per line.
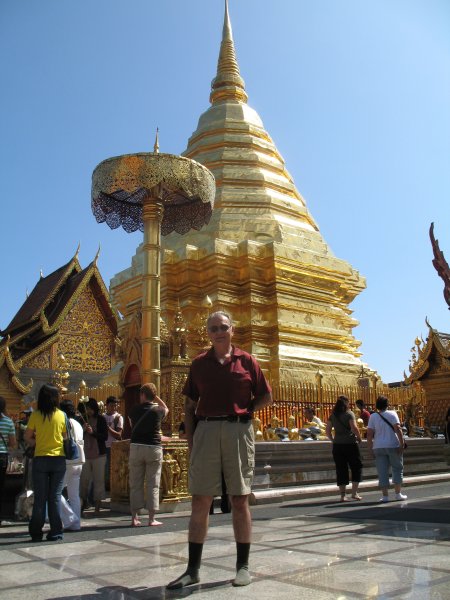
351 494 362 500
340 496 348 502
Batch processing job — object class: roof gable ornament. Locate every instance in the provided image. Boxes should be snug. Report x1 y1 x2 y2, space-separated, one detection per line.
430 222 450 310
210 0 248 105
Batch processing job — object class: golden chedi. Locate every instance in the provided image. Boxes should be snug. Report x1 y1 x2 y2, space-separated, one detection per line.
160 1 367 385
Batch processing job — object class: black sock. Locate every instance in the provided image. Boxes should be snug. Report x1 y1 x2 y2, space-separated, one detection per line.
236 542 250 570
187 542 203 573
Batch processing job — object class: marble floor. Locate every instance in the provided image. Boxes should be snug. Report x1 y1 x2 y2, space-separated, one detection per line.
1 494 450 600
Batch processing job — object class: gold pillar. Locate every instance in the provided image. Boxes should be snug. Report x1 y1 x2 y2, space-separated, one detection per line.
141 197 163 391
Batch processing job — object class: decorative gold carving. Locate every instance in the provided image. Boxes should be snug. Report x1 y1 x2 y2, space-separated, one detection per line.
170 304 188 360
160 452 181 499
57 286 113 372
160 361 190 436
92 153 216 237
287 414 299 440
252 414 264 441
111 439 190 507
52 353 70 394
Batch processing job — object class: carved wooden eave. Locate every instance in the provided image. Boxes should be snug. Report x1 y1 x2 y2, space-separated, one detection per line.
1 251 119 376
1 249 82 339
405 324 450 384
0 343 33 394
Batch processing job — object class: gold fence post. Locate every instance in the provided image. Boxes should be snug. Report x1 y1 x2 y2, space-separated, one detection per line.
315 369 324 420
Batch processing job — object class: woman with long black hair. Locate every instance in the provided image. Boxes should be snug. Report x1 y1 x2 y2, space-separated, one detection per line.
25 384 67 542
326 395 363 502
79 398 108 516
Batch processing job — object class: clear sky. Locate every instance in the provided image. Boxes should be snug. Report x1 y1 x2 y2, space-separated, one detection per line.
1 0 449 383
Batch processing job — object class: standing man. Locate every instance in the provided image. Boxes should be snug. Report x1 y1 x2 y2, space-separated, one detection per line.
167 311 272 590
355 399 371 427
128 383 169 527
103 396 123 491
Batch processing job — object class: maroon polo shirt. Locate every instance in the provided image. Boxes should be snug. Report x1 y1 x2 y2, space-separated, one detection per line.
182 346 271 417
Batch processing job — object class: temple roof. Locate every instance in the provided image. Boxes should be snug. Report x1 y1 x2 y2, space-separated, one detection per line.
2 256 81 336
404 324 450 384
0 250 118 393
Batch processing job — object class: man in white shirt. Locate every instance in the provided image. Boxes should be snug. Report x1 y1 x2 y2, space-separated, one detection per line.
367 395 407 503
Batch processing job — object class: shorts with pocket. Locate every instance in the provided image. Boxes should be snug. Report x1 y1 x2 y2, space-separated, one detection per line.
188 420 255 496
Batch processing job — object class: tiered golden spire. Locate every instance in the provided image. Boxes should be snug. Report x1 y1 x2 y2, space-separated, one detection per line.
153 127 160 153
210 0 248 105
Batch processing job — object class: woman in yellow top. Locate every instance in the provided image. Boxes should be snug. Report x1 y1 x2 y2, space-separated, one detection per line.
25 384 67 542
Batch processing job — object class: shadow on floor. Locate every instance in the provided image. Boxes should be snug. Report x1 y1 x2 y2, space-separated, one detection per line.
50 580 232 600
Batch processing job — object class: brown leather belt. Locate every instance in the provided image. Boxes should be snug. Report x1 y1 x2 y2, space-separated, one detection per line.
197 415 252 423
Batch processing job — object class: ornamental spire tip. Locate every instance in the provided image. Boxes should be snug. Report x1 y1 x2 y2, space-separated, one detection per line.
210 0 247 105
153 127 160 153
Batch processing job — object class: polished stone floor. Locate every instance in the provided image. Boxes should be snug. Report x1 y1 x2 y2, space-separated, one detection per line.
1 484 450 599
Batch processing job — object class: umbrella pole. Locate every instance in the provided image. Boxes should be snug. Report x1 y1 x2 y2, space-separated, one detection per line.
141 198 163 393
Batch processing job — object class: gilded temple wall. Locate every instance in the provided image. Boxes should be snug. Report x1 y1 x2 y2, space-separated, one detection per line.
57 286 114 373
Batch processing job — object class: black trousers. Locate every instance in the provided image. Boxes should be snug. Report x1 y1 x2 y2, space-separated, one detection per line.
0 453 8 516
332 443 363 486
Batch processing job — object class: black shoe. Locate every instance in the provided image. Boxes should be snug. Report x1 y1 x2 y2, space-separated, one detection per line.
46 533 63 541
31 536 43 543
166 571 200 590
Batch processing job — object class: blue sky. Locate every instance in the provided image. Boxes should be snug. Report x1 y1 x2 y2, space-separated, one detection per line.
1 0 449 383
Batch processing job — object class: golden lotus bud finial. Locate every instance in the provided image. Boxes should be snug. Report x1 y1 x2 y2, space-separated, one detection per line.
210 0 248 105
153 127 160 153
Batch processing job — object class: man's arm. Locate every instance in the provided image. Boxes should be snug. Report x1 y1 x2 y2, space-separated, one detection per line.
394 423 405 453
366 427 374 453
251 392 273 412
107 426 123 440
24 427 36 447
107 415 124 440
154 395 169 420
184 396 197 452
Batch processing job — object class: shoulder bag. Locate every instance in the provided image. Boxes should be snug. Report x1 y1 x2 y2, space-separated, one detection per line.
63 413 80 460
335 412 358 443
377 412 407 449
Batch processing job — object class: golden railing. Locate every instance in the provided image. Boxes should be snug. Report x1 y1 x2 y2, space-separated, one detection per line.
257 381 426 429
64 382 124 415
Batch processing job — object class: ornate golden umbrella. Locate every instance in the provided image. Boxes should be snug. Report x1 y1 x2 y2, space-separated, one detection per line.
91 147 215 391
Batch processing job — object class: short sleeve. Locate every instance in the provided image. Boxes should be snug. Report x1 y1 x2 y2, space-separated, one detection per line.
251 357 271 398
8 419 16 436
27 412 37 430
390 411 400 425
182 367 200 402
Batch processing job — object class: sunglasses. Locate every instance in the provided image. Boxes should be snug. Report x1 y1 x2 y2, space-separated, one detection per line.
208 324 231 333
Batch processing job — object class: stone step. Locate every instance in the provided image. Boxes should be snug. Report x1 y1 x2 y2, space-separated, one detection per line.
253 438 448 489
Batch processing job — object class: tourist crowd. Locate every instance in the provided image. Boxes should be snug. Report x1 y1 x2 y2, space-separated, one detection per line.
1 310 449 587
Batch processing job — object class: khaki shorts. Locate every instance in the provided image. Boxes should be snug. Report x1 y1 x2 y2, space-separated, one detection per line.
188 420 255 496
